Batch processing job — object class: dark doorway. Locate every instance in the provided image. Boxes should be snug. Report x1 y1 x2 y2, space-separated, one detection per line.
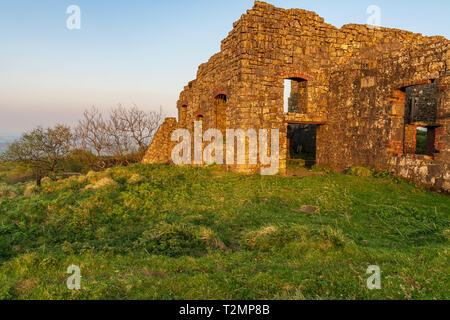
214 94 227 133
415 127 436 156
415 127 428 155
287 124 317 167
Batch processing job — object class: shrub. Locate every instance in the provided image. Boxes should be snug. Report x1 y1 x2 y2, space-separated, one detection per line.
24 184 39 196
243 225 307 251
40 177 52 186
3 166 34 184
85 177 118 190
347 166 373 177
127 174 144 184
62 149 96 174
135 223 207 257
83 170 114 185
314 226 347 248
85 170 98 182
198 227 228 250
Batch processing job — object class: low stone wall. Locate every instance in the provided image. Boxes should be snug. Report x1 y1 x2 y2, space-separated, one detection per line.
389 155 450 192
142 118 177 165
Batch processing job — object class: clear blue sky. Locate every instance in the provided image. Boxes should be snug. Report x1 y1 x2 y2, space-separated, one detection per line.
0 0 449 134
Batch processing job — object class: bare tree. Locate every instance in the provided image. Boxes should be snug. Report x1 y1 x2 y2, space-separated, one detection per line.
105 108 134 165
112 105 163 158
75 106 110 169
1 125 73 186
75 105 163 168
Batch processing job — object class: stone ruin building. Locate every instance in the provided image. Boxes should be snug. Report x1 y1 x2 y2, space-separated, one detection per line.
143 1 450 192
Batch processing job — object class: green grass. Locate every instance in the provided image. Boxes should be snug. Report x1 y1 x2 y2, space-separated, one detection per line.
0 164 449 300
416 130 428 155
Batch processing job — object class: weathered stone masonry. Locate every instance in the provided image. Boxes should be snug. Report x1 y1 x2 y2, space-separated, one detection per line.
143 1 450 192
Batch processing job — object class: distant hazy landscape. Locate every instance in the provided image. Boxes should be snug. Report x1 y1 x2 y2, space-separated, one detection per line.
0 134 19 152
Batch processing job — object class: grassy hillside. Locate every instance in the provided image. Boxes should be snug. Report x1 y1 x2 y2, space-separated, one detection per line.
0 164 449 300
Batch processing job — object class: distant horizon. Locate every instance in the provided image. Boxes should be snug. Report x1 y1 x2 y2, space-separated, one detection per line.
1 0 449 135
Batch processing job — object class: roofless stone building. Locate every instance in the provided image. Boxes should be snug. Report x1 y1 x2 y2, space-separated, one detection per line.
143 1 450 192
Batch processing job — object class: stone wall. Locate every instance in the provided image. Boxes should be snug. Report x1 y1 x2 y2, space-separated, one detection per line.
326 39 449 190
143 1 449 191
142 118 178 165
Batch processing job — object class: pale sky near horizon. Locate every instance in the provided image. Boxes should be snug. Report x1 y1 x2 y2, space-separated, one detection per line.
1 0 449 134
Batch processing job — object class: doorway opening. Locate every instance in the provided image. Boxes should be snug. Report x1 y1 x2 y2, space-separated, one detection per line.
214 94 227 133
415 127 437 156
287 123 317 167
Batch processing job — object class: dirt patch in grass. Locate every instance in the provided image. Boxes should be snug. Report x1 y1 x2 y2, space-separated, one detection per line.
285 168 327 178
15 278 38 295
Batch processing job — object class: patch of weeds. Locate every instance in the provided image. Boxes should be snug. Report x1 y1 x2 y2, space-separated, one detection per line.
347 166 373 178
134 223 208 257
314 226 347 248
242 225 308 251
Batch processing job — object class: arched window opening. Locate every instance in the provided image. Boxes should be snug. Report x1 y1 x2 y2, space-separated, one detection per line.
214 94 227 132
